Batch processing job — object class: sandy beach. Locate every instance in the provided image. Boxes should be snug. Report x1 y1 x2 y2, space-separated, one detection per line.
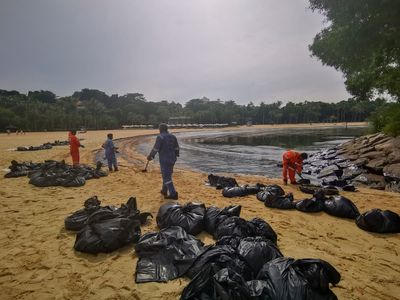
0 123 399 300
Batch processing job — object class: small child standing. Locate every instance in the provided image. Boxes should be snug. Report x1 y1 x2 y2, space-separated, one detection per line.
102 133 118 171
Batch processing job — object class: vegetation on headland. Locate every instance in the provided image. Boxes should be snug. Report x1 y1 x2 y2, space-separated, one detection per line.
0 88 387 132
309 0 400 136
369 103 400 136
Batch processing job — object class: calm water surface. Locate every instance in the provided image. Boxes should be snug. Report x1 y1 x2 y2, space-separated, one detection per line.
137 126 368 177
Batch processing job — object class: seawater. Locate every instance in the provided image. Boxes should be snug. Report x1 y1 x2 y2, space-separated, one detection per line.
136 126 368 177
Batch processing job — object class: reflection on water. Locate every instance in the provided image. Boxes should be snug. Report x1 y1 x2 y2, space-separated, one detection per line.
136 126 368 177
197 127 367 149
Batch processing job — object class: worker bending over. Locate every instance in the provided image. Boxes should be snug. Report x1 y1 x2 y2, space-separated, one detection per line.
282 150 307 185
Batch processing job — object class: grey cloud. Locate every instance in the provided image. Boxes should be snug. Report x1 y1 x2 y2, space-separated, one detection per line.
0 0 349 104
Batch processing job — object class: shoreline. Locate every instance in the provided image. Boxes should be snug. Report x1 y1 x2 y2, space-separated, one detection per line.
105 121 369 172
0 122 399 299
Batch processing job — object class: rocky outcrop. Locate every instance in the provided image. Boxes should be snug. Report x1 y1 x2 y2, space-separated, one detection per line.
383 163 400 179
354 173 386 190
303 133 400 192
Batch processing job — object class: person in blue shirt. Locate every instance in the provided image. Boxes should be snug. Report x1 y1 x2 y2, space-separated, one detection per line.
102 133 118 171
147 123 180 200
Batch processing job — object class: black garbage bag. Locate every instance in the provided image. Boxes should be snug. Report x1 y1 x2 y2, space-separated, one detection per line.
295 194 325 213
223 184 266 198
255 257 340 300
74 197 150 254
324 196 360 219
5 160 42 178
29 171 57 187
295 199 324 213
356 209 400 233
59 176 86 187
208 174 238 189
237 237 283 274
265 184 285 195
262 192 295 210
247 280 270 298
214 216 277 244
65 196 102 231
74 210 142 254
215 235 242 248
74 162 108 179
117 197 153 225
222 186 248 197
244 183 266 194
93 161 108 177
214 216 255 240
7 160 32 171
16 146 28 151
181 265 252 300
248 218 278 244
204 205 241 235
186 245 252 280
65 196 151 232
214 235 282 271
156 202 206 235
135 226 205 283
4 170 30 178
16 143 53 151
257 185 285 201
51 140 69 146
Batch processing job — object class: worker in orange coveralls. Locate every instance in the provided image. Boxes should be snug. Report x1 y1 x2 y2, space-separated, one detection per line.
69 130 84 166
282 150 308 185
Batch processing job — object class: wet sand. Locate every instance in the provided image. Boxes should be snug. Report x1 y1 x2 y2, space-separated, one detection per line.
0 123 399 299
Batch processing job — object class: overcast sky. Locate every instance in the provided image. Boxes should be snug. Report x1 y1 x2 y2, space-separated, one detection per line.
0 0 350 104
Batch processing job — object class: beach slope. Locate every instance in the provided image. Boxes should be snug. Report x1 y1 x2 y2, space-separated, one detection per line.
0 124 399 299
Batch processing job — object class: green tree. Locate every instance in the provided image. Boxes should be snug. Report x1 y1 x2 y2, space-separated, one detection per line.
309 0 400 100
0 107 18 129
28 90 56 103
370 102 400 136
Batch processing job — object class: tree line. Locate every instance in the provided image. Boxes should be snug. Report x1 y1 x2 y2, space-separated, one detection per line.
0 88 387 132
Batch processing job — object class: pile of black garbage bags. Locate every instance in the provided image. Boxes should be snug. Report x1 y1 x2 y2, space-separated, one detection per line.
16 140 69 151
4 160 42 178
209 174 399 234
4 160 108 187
16 142 53 151
64 196 152 254
254 184 400 233
134 201 341 299
50 140 69 146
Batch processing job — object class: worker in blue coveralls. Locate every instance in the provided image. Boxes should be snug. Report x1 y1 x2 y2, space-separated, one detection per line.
102 133 119 171
147 123 180 200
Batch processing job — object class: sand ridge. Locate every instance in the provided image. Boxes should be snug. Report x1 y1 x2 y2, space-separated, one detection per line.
0 123 399 299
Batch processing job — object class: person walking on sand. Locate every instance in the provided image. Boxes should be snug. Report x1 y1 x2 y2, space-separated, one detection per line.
282 150 307 185
69 130 84 166
102 133 118 171
147 123 180 200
